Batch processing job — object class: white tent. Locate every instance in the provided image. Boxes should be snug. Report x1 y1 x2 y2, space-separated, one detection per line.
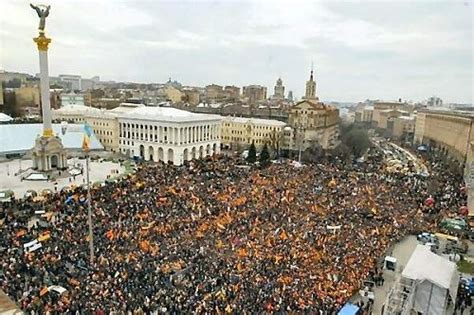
401 244 459 315
0 113 13 122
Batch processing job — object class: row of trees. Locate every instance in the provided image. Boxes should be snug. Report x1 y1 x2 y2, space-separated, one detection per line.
242 123 371 165
246 142 270 166
334 123 371 160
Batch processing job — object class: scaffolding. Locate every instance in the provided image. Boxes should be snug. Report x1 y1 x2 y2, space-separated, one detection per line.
382 277 417 315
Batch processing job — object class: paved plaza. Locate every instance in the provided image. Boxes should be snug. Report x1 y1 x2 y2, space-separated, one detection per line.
0 158 126 198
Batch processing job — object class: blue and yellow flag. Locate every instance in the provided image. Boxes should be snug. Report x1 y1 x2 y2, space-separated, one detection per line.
84 122 93 137
82 122 93 152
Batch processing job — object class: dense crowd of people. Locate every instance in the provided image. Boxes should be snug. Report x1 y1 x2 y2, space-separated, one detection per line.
0 146 466 313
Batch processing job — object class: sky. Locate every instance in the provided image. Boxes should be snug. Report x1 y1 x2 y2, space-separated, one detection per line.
1 0 473 103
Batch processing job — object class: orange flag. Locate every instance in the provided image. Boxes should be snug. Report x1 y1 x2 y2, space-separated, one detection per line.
40 287 49 297
140 240 150 252
105 229 114 240
237 248 247 258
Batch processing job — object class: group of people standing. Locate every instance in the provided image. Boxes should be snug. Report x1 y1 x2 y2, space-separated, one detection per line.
0 146 466 314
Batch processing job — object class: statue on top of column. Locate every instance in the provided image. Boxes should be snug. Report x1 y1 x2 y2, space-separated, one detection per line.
30 3 50 33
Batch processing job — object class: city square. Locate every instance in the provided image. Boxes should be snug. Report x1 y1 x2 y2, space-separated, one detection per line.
0 147 466 313
0 157 126 198
1 0 473 314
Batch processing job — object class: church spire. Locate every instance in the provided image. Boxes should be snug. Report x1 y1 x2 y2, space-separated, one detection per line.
304 63 318 101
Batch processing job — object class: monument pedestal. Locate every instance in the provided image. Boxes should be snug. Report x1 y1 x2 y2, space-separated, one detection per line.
32 135 67 171
30 29 68 173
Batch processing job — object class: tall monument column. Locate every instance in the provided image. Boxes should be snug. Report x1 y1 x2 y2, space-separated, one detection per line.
30 3 66 172
34 34 53 137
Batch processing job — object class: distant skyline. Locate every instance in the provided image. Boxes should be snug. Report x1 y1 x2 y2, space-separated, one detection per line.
1 0 472 103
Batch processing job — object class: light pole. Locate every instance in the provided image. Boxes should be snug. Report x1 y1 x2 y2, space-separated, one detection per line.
85 152 94 265
296 125 305 163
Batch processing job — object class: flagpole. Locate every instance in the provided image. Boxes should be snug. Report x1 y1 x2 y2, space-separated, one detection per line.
86 151 94 265
83 122 94 265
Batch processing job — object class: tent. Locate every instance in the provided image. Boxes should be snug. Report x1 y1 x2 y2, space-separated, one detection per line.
401 245 459 315
338 303 359 315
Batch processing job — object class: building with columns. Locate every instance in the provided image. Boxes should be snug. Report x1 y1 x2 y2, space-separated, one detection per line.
117 107 221 165
53 103 144 153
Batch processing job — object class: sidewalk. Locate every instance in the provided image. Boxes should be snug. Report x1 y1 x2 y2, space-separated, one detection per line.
0 290 21 314
0 158 125 198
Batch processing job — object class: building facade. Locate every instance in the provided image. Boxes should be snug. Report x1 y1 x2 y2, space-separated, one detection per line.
303 70 317 101
60 93 85 106
427 96 443 107
287 70 340 150
242 85 267 104
224 86 240 101
15 86 40 108
52 104 102 123
416 109 474 162
354 105 374 124
58 74 82 91
372 100 412 128
288 100 340 149
53 103 143 152
182 88 200 106
118 107 221 165
378 109 410 130
414 111 426 144
387 116 415 141
0 80 3 107
205 84 224 102
272 78 285 100
221 116 286 150
164 86 184 103
287 91 293 101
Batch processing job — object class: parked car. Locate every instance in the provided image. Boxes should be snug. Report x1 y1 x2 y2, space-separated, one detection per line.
460 277 474 296
417 232 439 245
440 217 467 232
445 240 468 254
0 190 14 203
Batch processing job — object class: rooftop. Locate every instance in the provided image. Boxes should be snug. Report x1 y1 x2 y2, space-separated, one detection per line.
223 116 286 127
419 107 474 119
108 103 146 114
53 105 102 115
118 106 221 123
402 244 458 300
380 109 409 113
397 116 415 121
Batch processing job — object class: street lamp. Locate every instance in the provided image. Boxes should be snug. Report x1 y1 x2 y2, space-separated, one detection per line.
294 124 305 163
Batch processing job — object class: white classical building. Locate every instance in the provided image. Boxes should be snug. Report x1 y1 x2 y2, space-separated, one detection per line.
117 107 221 165
60 93 85 106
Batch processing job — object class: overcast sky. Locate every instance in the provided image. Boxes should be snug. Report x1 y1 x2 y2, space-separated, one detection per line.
1 0 473 103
